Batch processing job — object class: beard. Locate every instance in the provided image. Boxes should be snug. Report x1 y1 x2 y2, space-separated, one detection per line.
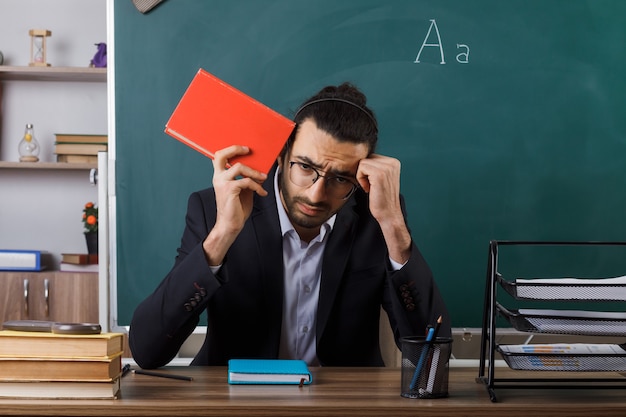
278 170 335 231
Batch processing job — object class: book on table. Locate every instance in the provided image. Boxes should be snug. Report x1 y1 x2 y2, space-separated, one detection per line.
228 359 312 385
0 377 120 399
0 249 51 271
0 352 122 381
0 330 124 399
164 68 296 175
0 330 124 358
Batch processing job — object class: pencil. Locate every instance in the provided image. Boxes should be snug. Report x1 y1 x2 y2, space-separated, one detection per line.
133 368 194 381
424 316 444 393
409 315 442 390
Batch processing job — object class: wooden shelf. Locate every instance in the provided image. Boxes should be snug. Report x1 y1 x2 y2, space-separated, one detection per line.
0 66 106 82
0 161 96 170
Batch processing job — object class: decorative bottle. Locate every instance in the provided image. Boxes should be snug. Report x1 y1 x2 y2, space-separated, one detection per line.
18 123 40 162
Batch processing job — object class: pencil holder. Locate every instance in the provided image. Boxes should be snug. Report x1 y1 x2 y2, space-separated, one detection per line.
400 336 453 399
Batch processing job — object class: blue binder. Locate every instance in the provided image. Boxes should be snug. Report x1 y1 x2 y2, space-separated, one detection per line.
0 250 49 271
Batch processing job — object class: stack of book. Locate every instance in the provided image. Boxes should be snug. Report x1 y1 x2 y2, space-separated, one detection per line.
54 134 108 164
60 252 99 272
0 330 124 399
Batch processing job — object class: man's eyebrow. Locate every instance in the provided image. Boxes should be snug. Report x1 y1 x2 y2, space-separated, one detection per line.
294 156 355 177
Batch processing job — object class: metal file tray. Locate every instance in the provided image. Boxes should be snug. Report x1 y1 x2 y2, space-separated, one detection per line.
496 303 626 336
497 273 626 301
479 242 626 402
497 344 626 372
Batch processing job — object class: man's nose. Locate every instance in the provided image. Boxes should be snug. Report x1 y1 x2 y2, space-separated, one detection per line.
307 175 328 202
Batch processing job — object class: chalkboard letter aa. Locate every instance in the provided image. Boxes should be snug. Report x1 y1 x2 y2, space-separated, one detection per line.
414 19 445 64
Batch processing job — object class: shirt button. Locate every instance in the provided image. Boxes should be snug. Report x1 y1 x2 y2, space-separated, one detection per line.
302 326 309 333
304 285 311 293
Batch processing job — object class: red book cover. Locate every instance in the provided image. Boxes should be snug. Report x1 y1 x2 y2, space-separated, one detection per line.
165 69 295 174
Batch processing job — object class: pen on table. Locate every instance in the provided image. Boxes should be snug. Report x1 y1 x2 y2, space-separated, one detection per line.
409 315 442 390
133 368 194 381
121 363 131 377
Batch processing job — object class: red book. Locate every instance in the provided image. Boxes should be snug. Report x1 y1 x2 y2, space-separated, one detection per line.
165 69 295 175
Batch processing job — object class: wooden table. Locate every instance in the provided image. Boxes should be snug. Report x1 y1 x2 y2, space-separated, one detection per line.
0 367 625 416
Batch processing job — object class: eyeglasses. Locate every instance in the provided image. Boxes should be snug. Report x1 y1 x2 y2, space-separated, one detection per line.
287 161 358 200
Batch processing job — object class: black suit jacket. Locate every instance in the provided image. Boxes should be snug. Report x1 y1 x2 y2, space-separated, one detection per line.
129 166 450 368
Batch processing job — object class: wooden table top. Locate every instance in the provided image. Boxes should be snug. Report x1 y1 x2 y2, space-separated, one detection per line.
0 366 625 416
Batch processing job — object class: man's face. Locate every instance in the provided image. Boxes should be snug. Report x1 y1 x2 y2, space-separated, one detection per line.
278 119 369 241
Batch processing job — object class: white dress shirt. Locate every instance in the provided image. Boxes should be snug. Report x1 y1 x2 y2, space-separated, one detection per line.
275 169 335 366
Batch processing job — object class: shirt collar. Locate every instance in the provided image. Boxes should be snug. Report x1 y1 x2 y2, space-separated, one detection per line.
274 167 336 240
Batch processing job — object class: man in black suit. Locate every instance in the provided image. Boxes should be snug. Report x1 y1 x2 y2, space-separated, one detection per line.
129 83 450 368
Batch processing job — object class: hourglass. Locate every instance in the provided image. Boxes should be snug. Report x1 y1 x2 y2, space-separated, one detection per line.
29 29 51 67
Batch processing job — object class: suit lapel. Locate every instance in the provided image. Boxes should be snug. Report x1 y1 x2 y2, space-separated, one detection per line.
250 166 284 355
316 197 359 340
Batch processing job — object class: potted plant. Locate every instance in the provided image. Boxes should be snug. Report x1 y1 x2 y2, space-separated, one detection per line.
83 202 98 254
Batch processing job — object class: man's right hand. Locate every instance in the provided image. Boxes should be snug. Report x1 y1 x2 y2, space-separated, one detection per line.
202 145 268 266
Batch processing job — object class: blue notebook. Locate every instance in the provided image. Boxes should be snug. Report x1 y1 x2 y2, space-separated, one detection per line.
227 359 312 385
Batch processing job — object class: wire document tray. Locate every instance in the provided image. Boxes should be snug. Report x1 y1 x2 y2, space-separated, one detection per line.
477 241 626 402
497 344 626 371
498 274 626 301
496 303 626 336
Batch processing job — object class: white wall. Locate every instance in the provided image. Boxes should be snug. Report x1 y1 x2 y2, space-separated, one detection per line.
0 0 107 268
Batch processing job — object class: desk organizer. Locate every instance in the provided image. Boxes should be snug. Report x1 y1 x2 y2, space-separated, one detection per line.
496 303 626 336
497 345 626 371
498 274 626 301
477 241 626 402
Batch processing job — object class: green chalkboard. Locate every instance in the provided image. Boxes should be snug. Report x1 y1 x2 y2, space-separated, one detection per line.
114 0 626 327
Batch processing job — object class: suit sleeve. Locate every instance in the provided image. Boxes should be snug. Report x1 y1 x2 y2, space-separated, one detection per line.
129 191 222 369
384 243 451 347
381 197 451 347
